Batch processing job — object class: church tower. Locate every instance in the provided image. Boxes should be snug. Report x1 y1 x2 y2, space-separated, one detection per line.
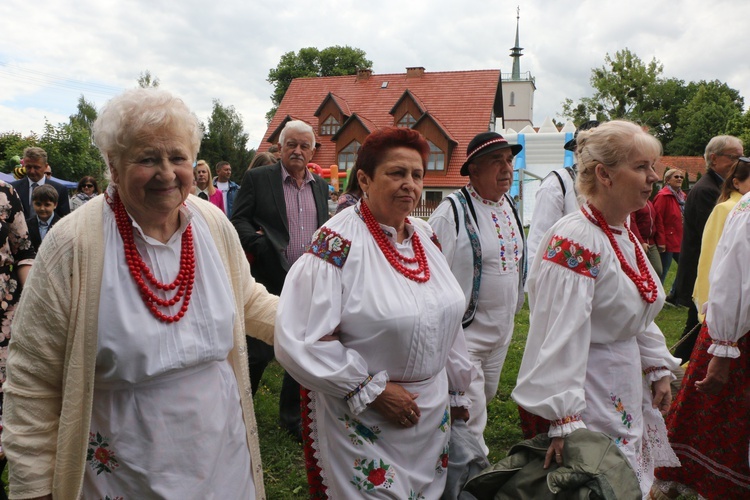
501 7 536 131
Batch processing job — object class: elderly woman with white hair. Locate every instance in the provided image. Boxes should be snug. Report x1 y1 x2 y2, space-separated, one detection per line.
512 120 681 497
3 88 277 499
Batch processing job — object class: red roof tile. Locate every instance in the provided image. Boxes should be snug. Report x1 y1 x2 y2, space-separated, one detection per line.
262 69 502 188
656 156 706 181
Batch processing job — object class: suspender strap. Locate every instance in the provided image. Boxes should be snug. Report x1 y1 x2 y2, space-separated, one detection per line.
454 190 482 329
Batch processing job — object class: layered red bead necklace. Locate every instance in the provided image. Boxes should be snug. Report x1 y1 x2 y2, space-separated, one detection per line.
360 200 430 283
584 203 658 303
110 192 196 322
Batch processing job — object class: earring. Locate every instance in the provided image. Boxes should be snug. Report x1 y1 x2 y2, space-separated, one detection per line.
363 191 369 199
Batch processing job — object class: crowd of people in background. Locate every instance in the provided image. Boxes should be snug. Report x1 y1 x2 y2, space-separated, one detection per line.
0 87 747 499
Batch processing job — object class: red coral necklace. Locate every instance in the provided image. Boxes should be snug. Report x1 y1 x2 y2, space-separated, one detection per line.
360 200 430 283
584 203 658 303
110 192 196 322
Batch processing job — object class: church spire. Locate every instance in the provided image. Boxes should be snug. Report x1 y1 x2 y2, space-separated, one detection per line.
510 6 523 80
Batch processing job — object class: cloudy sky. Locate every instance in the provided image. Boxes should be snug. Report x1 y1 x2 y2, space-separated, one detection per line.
2 0 749 149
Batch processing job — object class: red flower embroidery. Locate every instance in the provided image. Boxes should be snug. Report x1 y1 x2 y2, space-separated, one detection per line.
441 454 449 468
368 467 386 486
95 447 111 463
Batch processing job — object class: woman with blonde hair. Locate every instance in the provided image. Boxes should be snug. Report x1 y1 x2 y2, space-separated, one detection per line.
194 159 224 212
513 120 680 497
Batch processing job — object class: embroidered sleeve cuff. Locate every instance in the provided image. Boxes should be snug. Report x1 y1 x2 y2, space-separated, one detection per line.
449 390 472 409
16 258 34 267
643 366 674 383
547 415 586 438
708 340 741 358
345 371 389 415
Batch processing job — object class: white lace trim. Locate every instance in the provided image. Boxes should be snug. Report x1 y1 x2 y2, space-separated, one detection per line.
707 343 741 358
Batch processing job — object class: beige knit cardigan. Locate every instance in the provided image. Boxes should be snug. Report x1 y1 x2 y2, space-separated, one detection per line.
3 194 277 499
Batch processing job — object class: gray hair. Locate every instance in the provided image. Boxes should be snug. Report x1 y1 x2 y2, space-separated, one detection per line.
23 146 48 164
575 120 662 199
92 88 202 177
704 135 743 169
279 120 315 148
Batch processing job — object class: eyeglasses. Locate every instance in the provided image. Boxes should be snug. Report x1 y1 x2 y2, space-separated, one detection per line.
718 153 742 161
672 175 684 179
82 184 94 188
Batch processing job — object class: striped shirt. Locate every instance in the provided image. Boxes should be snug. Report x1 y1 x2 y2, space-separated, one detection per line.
281 165 318 265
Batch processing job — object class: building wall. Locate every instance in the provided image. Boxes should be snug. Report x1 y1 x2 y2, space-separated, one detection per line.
502 80 535 131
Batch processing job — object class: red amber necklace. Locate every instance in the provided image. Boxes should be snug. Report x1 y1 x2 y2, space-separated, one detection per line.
111 192 196 322
584 203 657 303
360 200 430 283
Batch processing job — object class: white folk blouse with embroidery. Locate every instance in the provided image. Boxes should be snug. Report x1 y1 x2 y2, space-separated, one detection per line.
512 206 680 437
84 203 255 499
705 192 750 358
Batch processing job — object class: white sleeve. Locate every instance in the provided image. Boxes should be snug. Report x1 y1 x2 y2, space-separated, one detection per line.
428 198 458 266
637 322 681 383
445 326 474 408
527 175 565 268
512 236 598 437
705 204 750 358
274 252 387 414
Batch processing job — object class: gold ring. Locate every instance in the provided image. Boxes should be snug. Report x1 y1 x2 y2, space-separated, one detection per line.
409 410 415 417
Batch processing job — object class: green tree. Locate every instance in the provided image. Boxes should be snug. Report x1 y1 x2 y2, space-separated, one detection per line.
38 120 107 182
138 70 160 88
726 109 750 155
0 132 37 171
266 45 372 122
668 80 744 156
69 95 98 131
561 48 663 123
200 99 254 182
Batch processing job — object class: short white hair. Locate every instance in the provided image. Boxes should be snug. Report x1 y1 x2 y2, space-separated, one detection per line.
92 88 202 173
279 120 315 148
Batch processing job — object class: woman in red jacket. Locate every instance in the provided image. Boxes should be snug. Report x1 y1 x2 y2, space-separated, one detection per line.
652 169 686 283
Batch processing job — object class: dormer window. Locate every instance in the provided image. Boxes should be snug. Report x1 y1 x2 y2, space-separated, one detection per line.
397 113 416 128
320 115 340 136
426 141 445 171
338 140 360 171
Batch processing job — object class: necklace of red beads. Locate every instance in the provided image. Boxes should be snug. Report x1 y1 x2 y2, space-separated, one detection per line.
109 191 196 323
583 203 658 303
360 200 430 283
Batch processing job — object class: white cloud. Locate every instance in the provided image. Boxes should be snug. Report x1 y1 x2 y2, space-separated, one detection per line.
2 0 749 148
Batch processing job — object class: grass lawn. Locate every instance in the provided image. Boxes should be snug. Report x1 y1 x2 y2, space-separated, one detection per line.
255 266 691 498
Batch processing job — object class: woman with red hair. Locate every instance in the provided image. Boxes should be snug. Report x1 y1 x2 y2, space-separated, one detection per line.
276 127 473 498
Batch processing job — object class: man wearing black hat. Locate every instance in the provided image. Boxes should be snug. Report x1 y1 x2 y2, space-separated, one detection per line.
526 120 600 267
429 131 526 453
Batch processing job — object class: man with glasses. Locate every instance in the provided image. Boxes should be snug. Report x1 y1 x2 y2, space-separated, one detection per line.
671 135 743 363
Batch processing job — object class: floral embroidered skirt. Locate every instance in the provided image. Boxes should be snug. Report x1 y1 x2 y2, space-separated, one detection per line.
302 372 451 499
655 325 750 498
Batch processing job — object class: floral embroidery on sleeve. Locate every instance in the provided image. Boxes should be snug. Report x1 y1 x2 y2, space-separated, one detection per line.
543 235 601 278
87 432 119 475
306 227 351 268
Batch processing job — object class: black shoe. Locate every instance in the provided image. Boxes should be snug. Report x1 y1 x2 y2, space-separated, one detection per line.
281 423 303 443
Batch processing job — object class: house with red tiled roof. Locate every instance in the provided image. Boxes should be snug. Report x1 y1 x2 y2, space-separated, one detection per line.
656 156 706 183
261 66 505 203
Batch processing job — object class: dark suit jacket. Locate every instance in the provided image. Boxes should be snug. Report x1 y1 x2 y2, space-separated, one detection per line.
231 162 329 295
11 177 71 220
672 169 723 304
26 214 60 252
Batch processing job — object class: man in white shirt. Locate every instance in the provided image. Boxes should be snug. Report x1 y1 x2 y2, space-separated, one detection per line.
429 131 526 453
526 120 600 267
11 147 70 219
213 161 239 217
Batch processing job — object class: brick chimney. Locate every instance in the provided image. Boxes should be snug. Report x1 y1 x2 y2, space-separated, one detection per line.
357 68 372 81
406 66 425 78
